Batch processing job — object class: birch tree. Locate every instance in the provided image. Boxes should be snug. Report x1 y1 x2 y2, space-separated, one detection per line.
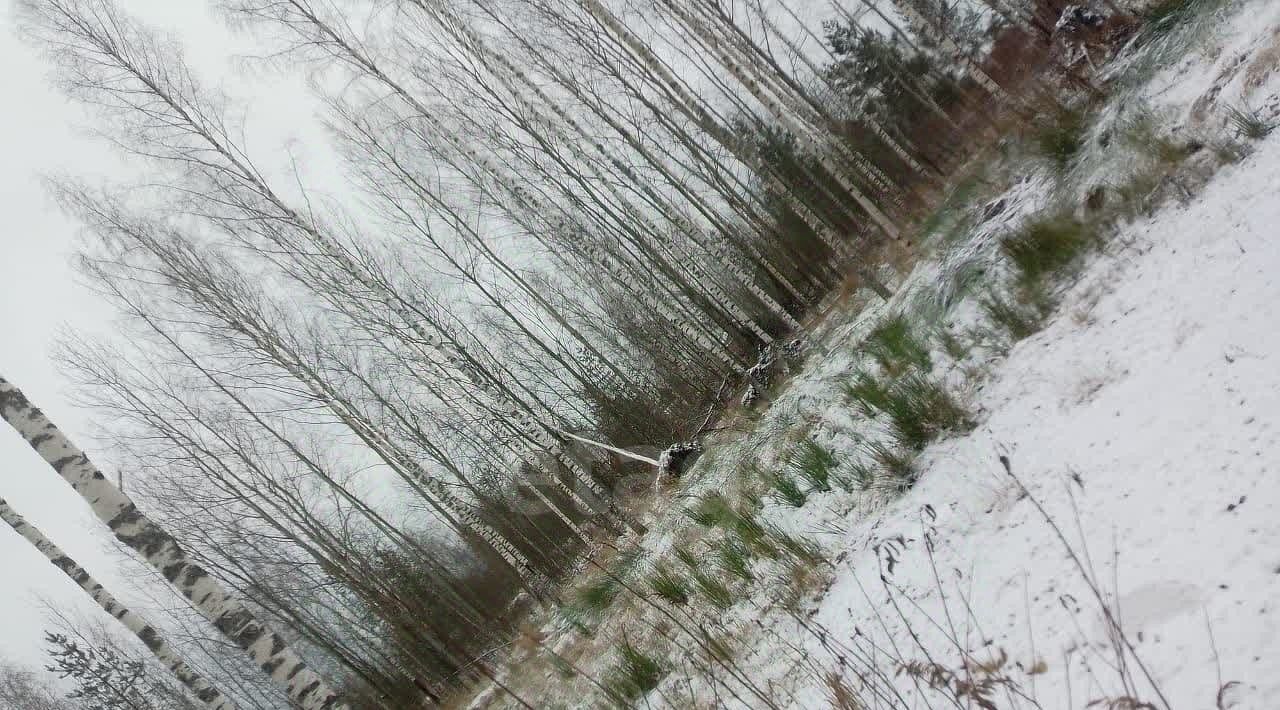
0 377 346 710
0 497 232 709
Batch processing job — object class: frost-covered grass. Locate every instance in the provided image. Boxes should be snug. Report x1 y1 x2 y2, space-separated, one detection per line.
603 638 667 702
863 313 933 374
1225 102 1279 138
686 492 734 528
980 286 1048 342
1143 0 1228 39
1032 106 1090 172
765 468 807 507
1000 215 1097 286
846 368 972 452
785 439 840 493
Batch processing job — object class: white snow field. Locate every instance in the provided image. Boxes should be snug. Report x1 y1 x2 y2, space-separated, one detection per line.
469 2 1280 708
779 131 1280 708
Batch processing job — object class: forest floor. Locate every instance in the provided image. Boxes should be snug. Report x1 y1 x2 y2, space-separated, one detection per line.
459 1 1280 708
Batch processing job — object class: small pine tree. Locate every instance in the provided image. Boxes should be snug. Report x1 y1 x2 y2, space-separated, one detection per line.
44 633 198 710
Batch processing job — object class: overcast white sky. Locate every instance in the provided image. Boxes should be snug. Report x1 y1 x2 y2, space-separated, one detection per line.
1 0 127 667
0 0 323 670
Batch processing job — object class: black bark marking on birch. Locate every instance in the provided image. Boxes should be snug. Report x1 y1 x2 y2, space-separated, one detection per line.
108 504 143 529
29 433 53 448
126 528 172 556
216 608 253 634
235 623 266 647
297 680 321 700
0 388 20 411
262 656 286 676
183 565 208 587
162 562 185 582
137 625 164 652
50 455 83 473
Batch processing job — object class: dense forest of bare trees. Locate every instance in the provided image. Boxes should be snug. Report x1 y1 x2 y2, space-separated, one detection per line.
0 0 1073 705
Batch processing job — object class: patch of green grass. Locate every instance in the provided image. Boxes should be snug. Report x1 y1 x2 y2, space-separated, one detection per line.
917 164 991 246
673 543 698 570
575 575 622 617
844 368 894 417
1033 107 1088 171
1225 103 1279 140
692 569 734 609
788 439 839 493
605 638 668 701
1119 111 1192 166
865 313 933 374
717 538 754 582
848 370 972 451
1143 0 1219 38
572 548 644 621
551 655 577 679
861 440 915 483
688 493 735 527
910 287 949 327
917 204 961 244
777 553 827 611
674 543 735 607
981 287 1049 341
768 526 825 566
555 603 595 636
1001 216 1096 285
647 564 691 606
687 492 778 556
878 373 973 451
1108 169 1166 218
730 509 773 553
768 469 808 507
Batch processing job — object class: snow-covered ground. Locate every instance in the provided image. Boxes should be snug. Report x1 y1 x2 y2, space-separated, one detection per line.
780 129 1280 709
470 2 1280 708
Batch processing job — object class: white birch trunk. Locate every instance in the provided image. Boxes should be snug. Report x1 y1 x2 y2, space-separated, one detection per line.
0 496 235 709
0 376 346 710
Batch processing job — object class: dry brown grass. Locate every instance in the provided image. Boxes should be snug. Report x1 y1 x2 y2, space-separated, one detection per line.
1243 27 1280 92
825 671 864 709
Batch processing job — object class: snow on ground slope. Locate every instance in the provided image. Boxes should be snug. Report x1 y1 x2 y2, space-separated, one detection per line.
785 129 1280 709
